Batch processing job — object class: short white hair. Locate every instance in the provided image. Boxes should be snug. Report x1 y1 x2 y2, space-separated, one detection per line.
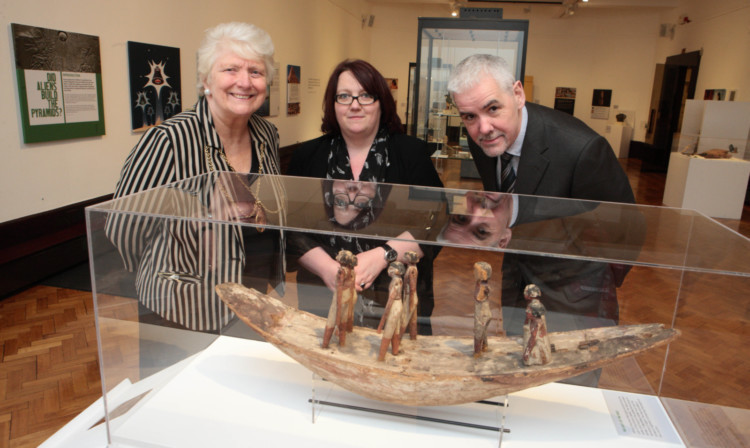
196 22 276 97
447 54 516 97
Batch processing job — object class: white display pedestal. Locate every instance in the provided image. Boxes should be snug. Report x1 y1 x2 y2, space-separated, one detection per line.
662 153 750 219
42 336 684 448
606 123 633 158
677 100 750 159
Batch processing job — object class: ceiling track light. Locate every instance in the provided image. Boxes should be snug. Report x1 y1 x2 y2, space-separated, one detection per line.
449 1 459 17
560 0 582 18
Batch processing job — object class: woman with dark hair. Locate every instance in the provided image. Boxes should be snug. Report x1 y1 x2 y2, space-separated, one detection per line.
288 59 442 333
318 59 405 136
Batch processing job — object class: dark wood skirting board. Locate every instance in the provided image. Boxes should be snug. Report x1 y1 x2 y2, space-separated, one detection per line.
0 195 112 299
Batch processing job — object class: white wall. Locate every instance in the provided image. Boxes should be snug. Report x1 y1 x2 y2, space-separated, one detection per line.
367 0 749 146
369 2 661 145
1 0 748 222
655 0 750 101
0 0 373 222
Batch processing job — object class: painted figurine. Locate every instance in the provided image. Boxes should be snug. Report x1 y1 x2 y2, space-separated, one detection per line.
377 261 405 361
400 251 420 340
522 284 552 366
322 250 357 348
473 261 493 357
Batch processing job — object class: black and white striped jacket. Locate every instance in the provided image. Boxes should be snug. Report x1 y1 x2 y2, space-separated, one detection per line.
106 97 282 331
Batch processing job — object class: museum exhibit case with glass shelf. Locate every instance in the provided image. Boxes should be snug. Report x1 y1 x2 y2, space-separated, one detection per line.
410 17 528 157
79 172 749 447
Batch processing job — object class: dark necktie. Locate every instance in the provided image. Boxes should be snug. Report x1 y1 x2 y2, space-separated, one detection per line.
500 152 516 193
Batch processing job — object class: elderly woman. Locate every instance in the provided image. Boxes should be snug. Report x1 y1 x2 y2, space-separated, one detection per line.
108 22 283 332
287 59 442 333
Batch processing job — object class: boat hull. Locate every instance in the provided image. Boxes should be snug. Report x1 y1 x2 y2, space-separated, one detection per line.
216 283 678 406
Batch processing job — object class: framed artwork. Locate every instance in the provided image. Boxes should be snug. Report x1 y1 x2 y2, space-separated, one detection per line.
405 63 416 135
286 65 300 116
591 89 612 119
127 41 182 131
554 87 576 116
385 77 399 103
11 23 105 143
258 62 280 117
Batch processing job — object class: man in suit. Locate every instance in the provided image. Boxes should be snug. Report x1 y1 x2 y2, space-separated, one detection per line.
447 54 633 203
447 55 640 386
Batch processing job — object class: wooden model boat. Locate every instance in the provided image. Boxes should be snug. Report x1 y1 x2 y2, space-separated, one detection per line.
216 282 678 407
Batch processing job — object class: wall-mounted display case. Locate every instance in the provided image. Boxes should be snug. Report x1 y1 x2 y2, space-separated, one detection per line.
76 173 749 447
410 17 528 154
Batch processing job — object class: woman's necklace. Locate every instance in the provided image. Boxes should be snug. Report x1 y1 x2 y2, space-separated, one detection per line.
204 141 283 216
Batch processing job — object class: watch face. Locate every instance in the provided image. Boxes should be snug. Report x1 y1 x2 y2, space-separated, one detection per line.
384 244 397 262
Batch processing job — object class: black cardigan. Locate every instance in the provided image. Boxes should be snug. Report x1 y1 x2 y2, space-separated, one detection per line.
286 132 443 332
288 132 442 187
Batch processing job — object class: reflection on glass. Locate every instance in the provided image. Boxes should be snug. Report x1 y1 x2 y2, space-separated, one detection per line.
214 173 268 228
324 180 390 229
439 191 513 248
104 172 283 334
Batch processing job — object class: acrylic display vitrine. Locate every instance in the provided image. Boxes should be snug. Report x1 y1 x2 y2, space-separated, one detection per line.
81 172 749 447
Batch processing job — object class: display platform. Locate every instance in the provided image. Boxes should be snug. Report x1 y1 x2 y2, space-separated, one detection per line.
662 152 750 219
606 122 633 159
44 336 684 447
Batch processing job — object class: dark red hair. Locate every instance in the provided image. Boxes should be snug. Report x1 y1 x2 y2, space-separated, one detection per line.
320 59 403 135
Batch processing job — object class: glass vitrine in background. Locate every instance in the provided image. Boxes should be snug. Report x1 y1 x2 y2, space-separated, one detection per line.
410 17 528 154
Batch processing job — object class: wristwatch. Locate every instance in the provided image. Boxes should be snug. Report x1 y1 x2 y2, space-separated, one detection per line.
382 243 398 263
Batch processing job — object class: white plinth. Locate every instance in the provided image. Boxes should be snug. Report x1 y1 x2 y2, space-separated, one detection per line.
606 123 633 158
43 336 685 448
663 153 750 219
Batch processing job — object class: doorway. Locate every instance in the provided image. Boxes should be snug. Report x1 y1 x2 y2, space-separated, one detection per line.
643 50 701 171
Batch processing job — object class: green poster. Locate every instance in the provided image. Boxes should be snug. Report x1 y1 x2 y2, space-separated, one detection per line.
11 23 105 143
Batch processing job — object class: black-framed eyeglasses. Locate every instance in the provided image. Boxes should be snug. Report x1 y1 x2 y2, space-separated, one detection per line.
332 193 373 209
335 93 377 105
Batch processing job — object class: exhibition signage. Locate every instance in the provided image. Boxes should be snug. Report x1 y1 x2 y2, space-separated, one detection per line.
11 23 106 143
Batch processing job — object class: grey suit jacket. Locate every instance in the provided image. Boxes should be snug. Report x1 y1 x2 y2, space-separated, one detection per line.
469 102 635 204
468 102 639 328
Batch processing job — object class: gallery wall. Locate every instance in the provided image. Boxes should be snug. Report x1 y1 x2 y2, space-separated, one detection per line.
0 0 374 222
1 0 748 223
655 0 750 100
369 2 663 142
368 0 749 150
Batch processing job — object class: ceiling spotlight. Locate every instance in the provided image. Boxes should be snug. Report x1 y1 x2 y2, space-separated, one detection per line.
560 0 579 17
450 1 460 17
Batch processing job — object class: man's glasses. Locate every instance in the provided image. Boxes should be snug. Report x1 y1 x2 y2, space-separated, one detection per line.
335 93 377 105
332 193 373 209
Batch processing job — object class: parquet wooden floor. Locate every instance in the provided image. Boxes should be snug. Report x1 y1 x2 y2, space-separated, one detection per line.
0 287 101 448
2 157 749 447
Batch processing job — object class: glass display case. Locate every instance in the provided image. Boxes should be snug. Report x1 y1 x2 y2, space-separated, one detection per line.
410 17 528 155
83 173 749 447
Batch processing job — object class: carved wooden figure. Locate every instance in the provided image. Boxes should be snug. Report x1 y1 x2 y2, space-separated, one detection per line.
473 262 493 357
377 262 405 361
400 251 420 340
522 284 552 366
341 255 358 335
322 250 358 348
